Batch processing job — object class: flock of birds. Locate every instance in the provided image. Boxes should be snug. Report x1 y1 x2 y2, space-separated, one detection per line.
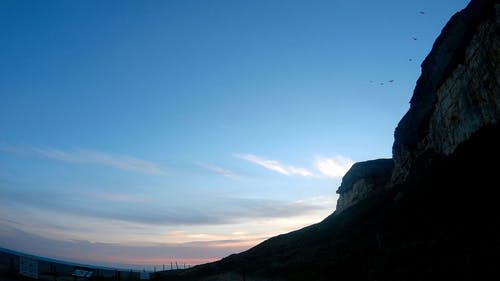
370 10 426 86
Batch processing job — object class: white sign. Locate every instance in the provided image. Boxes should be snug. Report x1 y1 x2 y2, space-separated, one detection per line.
140 271 150 280
19 256 38 279
72 269 93 278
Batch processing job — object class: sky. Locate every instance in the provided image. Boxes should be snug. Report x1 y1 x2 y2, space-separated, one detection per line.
1 0 470 270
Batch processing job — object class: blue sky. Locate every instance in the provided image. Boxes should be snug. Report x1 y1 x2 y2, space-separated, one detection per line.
1 0 469 270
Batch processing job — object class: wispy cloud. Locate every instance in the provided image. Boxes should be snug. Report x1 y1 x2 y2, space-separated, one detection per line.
195 162 238 179
314 156 354 178
34 148 168 175
0 143 30 155
1 144 168 175
235 154 313 177
89 192 151 203
226 197 325 219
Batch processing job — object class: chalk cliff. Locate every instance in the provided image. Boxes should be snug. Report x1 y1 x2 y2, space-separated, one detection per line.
391 0 499 185
335 159 393 212
336 0 499 212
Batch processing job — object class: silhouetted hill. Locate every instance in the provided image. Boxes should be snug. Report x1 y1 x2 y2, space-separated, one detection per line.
160 0 500 280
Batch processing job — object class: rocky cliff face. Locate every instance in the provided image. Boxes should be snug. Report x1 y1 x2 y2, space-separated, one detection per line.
337 0 499 211
336 159 393 212
391 0 499 186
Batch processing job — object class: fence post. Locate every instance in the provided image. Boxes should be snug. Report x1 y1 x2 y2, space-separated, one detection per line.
9 257 14 273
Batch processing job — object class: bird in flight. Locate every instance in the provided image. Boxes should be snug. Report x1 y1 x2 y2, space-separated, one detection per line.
412 37 418 41
388 80 394 83
419 11 426 15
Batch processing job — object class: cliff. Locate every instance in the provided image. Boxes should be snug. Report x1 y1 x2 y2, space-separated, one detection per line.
336 0 499 212
391 0 499 185
160 1 500 280
335 159 393 212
